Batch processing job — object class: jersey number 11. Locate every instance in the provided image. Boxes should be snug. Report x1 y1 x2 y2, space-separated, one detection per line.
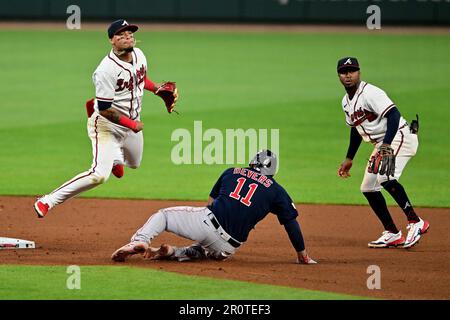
229 178 258 207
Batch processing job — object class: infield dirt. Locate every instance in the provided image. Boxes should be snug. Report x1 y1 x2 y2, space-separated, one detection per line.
1 196 449 299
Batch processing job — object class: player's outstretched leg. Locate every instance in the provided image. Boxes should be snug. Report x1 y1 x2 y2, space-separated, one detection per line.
34 115 119 218
34 166 113 218
111 209 171 262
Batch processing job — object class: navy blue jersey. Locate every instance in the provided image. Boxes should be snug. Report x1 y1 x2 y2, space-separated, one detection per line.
208 167 298 242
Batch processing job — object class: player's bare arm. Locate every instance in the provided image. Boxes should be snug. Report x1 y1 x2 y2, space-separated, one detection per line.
99 107 121 123
100 108 144 133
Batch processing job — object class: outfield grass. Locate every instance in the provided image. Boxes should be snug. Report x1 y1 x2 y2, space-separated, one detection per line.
0 265 366 300
0 30 449 206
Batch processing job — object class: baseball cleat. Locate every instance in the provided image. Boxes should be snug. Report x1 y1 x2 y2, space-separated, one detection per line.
368 231 405 248
144 244 175 260
298 255 318 265
111 164 124 178
403 218 430 249
34 199 50 218
111 241 148 262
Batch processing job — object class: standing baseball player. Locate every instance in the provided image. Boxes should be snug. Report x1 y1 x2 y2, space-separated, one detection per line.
34 19 178 218
111 150 317 265
336 57 429 249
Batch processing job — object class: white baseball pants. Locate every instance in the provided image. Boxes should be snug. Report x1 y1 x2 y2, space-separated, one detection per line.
43 112 143 208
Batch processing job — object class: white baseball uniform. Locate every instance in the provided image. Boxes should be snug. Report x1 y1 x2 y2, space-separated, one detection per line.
341 81 419 192
41 48 148 209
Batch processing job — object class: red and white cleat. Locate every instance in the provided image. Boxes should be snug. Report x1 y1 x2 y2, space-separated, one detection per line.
368 231 405 248
298 255 318 265
404 218 430 249
34 199 50 218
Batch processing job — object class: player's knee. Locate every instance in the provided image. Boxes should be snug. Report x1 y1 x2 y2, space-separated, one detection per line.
381 180 395 189
362 191 376 199
152 210 168 227
125 159 141 169
360 185 379 193
90 171 110 185
376 175 390 186
381 180 401 194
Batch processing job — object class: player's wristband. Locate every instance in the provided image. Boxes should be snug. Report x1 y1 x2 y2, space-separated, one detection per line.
118 115 137 131
144 77 157 93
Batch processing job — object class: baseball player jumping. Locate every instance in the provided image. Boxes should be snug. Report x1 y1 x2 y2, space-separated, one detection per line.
336 57 429 249
111 150 317 265
34 19 178 218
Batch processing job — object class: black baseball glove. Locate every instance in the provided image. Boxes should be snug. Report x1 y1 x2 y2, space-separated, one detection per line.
368 144 395 177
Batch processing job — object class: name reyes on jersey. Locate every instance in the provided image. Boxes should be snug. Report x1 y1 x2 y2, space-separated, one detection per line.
115 64 146 92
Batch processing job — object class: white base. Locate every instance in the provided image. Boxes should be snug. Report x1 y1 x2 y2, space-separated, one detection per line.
0 237 35 249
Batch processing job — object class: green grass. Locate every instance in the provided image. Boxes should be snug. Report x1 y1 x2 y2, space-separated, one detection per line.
0 265 365 300
0 30 449 206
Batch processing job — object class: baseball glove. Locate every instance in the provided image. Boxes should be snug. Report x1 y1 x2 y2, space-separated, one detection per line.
368 144 395 177
410 114 419 134
155 81 178 114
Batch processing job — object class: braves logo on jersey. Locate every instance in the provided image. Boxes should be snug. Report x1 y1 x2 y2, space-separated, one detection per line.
342 81 407 143
136 65 146 86
349 107 377 126
115 64 146 92
93 47 147 119
116 78 134 92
